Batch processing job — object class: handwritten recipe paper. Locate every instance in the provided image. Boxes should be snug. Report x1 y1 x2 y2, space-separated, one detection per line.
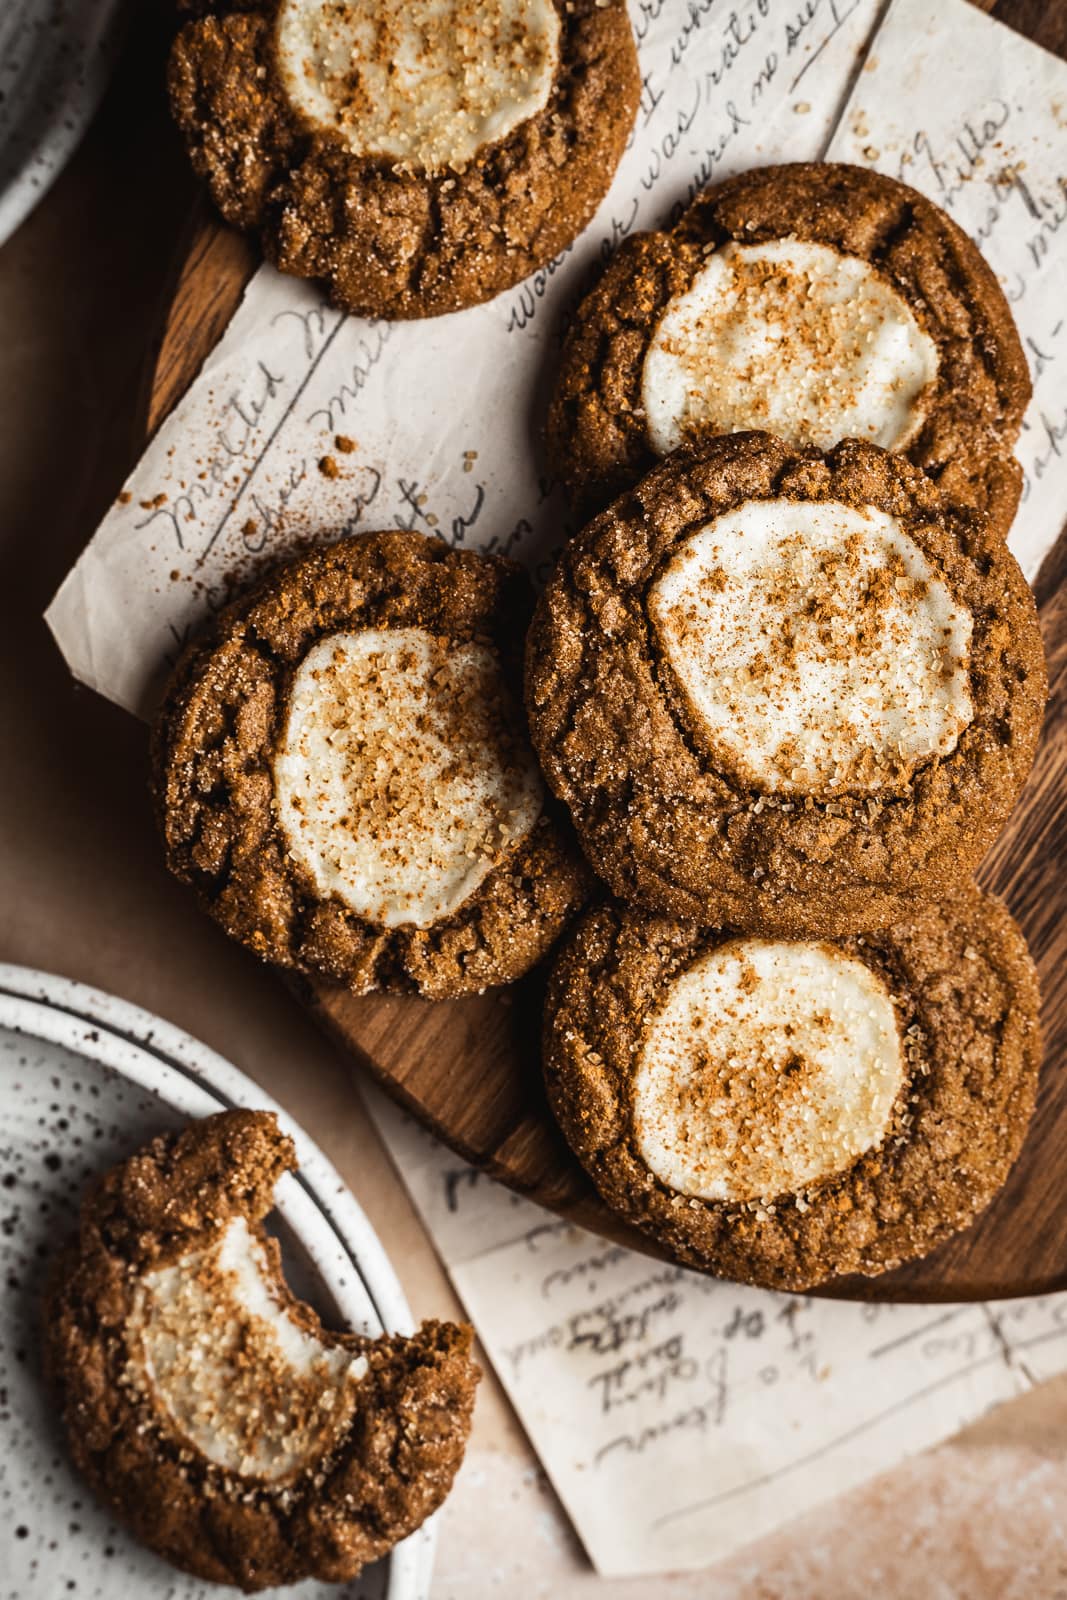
46 0 888 715
827 0 1067 579
41 0 1067 1580
363 1086 1067 1578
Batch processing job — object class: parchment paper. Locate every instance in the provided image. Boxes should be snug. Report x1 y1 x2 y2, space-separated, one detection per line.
827 0 1067 580
363 1085 1067 1578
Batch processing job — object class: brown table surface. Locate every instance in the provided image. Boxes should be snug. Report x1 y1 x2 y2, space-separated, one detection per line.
3 8 1067 1595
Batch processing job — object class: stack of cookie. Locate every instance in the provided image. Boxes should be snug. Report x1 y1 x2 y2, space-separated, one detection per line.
158 9 1047 1295
530 163 1046 1290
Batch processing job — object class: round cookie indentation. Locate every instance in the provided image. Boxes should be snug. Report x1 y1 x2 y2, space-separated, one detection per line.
275 0 560 173
541 891 1043 1288
647 498 974 797
633 939 904 1203
127 1215 368 1482
169 0 640 319
526 436 1046 934
274 626 544 930
548 165 1032 536
642 239 939 457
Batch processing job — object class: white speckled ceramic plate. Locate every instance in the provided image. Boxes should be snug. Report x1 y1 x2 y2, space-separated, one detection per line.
0 0 125 247
0 963 436 1600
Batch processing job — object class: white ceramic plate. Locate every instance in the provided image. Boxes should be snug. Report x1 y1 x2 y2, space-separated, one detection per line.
0 962 436 1600
0 0 125 247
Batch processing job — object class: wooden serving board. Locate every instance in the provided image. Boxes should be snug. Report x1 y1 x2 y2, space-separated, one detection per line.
146 0 1067 1302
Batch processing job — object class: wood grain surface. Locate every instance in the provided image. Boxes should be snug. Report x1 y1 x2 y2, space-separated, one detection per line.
147 0 1067 1302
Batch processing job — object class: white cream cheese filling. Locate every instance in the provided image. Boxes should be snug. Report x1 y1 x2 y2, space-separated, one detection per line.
126 1216 367 1480
275 0 560 173
273 626 543 929
648 499 973 796
633 939 904 1203
642 238 939 456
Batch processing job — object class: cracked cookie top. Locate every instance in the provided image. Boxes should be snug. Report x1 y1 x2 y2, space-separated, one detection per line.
168 0 639 317
547 162 1030 536
153 529 589 999
525 433 1046 936
543 891 1041 1290
44 1110 480 1591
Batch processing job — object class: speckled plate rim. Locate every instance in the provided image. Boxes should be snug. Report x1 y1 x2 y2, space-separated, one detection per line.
0 962 436 1600
0 0 126 248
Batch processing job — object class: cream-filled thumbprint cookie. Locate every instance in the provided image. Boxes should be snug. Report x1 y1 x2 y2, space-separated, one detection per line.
543 892 1041 1289
525 434 1046 934
153 530 589 998
548 163 1030 535
168 0 639 318
44 1111 479 1590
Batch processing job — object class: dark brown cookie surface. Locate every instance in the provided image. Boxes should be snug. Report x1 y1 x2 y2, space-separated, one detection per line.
168 0 639 318
154 530 590 1000
543 891 1042 1291
526 433 1046 935
548 162 1030 534
43 1110 480 1592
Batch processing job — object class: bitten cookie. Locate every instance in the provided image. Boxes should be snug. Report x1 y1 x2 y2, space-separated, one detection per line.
548 162 1030 533
154 530 589 999
43 1110 479 1592
526 433 1046 935
543 891 1042 1290
168 0 639 318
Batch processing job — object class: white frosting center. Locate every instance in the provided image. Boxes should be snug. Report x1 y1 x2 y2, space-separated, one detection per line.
275 0 560 172
127 1217 367 1480
633 939 904 1203
648 499 973 796
642 238 939 456
274 626 543 929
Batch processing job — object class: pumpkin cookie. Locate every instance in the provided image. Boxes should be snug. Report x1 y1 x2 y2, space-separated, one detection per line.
43 1110 479 1591
526 433 1046 934
543 890 1041 1290
154 530 589 999
168 0 639 318
548 162 1030 534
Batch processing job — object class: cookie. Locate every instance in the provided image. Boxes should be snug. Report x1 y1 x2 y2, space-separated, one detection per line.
543 890 1041 1290
526 433 1046 934
154 529 590 999
43 1110 479 1591
548 162 1030 534
168 0 639 319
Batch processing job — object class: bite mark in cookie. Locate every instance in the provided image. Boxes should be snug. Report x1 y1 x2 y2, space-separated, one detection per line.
634 939 904 1204
642 238 939 456
126 1214 368 1482
274 626 543 929
648 499 973 797
44 1111 480 1591
275 0 561 173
